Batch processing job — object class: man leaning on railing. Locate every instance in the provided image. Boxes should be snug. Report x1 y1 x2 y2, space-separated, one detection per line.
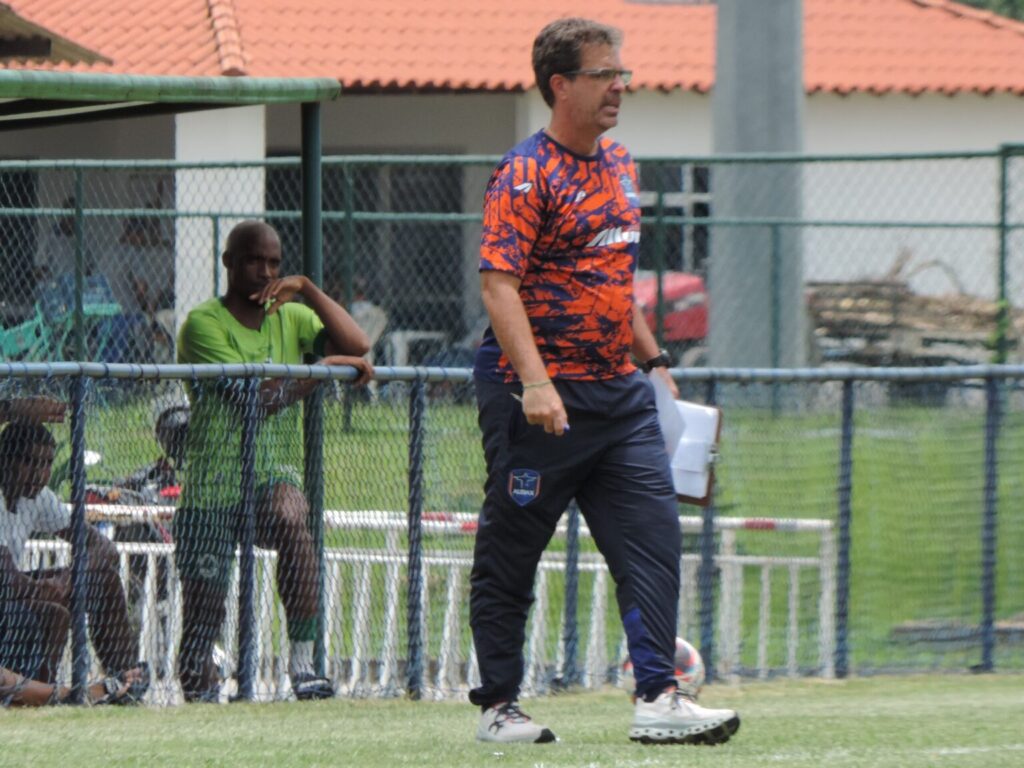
174 220 373 703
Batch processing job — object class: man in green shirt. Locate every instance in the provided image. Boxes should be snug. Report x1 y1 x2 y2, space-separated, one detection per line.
176 221 373 702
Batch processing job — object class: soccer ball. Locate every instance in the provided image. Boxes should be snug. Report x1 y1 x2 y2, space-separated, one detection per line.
673 637 706 699
619 637 705 699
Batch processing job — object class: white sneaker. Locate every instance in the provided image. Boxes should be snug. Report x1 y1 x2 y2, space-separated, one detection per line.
476 701 558 743
630 689 740 745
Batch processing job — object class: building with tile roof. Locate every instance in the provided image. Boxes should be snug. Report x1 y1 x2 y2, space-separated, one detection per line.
0 1 1022 364
3 0 1023 155
3 0 1024 96
0 0 1017 165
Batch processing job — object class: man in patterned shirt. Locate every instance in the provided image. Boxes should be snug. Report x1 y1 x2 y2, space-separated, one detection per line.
469 17 740 745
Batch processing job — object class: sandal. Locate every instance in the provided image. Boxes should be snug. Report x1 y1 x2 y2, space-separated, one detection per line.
95 662 150 705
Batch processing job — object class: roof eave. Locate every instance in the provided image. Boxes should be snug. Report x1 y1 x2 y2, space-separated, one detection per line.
0 69 341 130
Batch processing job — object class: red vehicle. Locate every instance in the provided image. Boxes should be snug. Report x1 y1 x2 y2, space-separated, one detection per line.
634 270 708 364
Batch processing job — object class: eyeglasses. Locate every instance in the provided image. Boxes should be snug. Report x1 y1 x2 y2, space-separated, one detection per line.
562 68 633 86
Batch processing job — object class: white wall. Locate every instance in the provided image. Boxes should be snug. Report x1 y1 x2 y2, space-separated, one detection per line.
512 88 713 156
800 94 1024 301
173 105 266 331
806 93 1024 153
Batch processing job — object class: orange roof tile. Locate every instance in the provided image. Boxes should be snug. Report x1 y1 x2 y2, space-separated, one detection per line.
3 0 1024 96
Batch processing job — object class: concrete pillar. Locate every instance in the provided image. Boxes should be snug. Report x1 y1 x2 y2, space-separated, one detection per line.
710 0 806 367
173 105 266 335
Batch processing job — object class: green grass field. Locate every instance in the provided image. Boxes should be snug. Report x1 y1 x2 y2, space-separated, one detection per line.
44 389 1024 675
2 675 1021 767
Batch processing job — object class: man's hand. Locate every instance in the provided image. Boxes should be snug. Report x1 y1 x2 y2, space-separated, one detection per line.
521 382 570 437
321 354 375 387
251 276 308 315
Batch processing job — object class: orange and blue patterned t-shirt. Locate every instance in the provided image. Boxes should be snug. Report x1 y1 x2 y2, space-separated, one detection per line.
475 130 642 382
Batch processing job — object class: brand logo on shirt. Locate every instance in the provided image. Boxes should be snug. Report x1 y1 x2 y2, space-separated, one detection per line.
587 225 641 248
508 469 542 506
619 174 640 205
575 190 587 204
514 182 534 194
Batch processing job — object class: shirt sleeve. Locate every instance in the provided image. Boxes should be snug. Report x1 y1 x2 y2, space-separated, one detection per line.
25 488 71 535
178 307 240 364
284 303 325 357
479 155 545 279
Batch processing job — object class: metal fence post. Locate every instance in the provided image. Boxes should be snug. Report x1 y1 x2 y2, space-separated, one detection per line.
995 146 1010 363
653 168 667 343
236 376 260 701
67 373 89 703
698 376 718 682
341 163 357 432
301 101 328 676
980 375 1001 671
303 382 326 677
73 170 86 361
212 216 221 296
770 224 782 413
560 501 581 686
406 379 426 699
835 379 855 678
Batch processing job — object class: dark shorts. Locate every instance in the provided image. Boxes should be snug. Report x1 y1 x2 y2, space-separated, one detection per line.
174 504 244 589
174 479 288 588
0 599 44 680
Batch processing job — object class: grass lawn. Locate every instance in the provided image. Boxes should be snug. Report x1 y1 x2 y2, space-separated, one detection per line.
47 388 1024 675
2 675 1021 767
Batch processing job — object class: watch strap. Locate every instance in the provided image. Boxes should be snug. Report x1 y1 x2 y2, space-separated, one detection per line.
641 349 671 373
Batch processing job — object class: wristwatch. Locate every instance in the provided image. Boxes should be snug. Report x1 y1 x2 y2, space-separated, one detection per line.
640 349 671 373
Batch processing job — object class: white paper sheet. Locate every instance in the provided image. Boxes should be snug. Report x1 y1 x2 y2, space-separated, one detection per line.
649 373 720 500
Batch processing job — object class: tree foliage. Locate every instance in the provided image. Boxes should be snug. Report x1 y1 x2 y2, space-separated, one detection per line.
958 0 1024 21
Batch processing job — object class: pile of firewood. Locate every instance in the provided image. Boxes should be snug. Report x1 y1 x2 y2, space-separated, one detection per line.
806 280 1020 366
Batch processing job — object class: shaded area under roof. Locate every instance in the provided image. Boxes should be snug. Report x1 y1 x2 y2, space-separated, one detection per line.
0 69 340 130
0 2 108 64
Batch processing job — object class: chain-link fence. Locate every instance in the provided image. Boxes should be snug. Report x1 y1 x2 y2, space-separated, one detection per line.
1 363 1021 707
2 148 1023 372
2 149 1024 706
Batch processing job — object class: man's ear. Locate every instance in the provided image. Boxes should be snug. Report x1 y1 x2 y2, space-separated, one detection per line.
549 73 569 103
221 250 232 270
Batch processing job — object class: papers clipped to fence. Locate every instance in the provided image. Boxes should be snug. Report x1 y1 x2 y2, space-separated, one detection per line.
649 372 722 506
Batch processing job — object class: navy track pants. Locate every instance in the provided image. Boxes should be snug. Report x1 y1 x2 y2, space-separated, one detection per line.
468 373 681 707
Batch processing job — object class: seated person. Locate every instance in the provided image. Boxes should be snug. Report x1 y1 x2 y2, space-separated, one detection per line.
0 663 146 707
0 422 148 697
110 406 188 631
114 404 189 495
176 220 373 702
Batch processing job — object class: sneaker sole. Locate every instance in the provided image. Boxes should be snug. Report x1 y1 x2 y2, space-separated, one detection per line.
629 713 740 745
293 677 335 701
294 687 334 701
476 727 558 744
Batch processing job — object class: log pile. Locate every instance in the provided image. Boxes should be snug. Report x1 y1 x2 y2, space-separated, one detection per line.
806 280 1020 366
